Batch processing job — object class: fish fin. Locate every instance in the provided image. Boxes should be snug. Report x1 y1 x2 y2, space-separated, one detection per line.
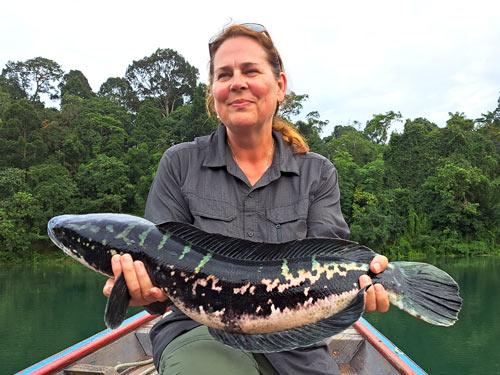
158 222 376 262
104 273 130 329
208 288 366 353
377 262 462 326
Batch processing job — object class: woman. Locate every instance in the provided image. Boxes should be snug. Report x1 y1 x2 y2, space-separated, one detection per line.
103 23 389 375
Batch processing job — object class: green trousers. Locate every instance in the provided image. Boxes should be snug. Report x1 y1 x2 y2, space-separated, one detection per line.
158 325 278 375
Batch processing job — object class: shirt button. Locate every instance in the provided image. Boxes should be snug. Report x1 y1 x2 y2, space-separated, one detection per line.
247 231 254 237
248 192 254 198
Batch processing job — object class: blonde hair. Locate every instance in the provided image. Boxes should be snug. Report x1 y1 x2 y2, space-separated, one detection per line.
206 24 309 154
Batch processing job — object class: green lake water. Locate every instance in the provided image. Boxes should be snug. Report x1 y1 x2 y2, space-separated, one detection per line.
1 256 499 374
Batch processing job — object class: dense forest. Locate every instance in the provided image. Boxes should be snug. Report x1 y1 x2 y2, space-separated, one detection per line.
0 52 499 262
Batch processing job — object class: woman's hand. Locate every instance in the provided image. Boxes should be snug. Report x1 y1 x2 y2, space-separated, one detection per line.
103 254 168 306
359 255 390 313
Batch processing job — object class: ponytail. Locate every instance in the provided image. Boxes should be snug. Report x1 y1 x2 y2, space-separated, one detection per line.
273 117 309 154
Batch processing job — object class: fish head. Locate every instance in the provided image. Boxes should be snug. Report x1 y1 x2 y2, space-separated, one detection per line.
48 213 154 277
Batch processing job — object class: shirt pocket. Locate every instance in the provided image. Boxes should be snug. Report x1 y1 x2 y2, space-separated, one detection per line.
186 195 238 236
265 200 309 242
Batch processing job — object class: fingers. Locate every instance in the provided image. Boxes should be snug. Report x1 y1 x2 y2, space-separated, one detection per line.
103 277 114 297
119 254 144 305
361 278 389 313
360 275 377 312
103 254 122 297
111 254 123 277
370 255 388 274
360 255 391 313
373 284 390 313
133 258 168 303
105 254 167 306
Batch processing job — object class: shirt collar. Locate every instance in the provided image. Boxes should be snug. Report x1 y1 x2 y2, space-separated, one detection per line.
202 124 232 168
203 124 301 176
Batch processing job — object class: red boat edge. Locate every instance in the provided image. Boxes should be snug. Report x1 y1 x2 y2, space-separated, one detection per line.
354 317 427 375
16 311 157 375
17 312 427 375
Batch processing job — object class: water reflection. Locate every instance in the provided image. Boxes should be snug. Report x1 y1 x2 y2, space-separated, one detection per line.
0 263 140 374
366 256 500 375
2 257 499 374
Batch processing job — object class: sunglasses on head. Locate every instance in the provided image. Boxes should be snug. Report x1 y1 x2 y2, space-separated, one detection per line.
209 23 269 45
208 23 283 72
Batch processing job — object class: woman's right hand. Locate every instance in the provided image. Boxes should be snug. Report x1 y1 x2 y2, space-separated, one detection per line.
103 254 169 307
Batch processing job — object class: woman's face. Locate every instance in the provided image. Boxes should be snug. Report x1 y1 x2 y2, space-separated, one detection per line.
211 36 286 132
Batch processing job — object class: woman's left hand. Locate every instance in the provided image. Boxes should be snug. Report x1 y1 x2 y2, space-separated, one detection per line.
359 255 390 313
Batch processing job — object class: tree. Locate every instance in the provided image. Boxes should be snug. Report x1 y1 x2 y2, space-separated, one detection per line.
0 191 41 259
74 154 133 212
27 163 77 222
295 111 329 155
0 73 25 101
59 70 95 104
440 112 497 172
162 83 218 144
278 91 309 121
349 186 394 249
477 92 500 127
332 150 360 222
363 111 402 145
421 161 487 254
129 99 168 150
125 48 199 116
325 125 381 166
384 118 441 190
1 57 63 102
0 87 12 118
70 97 130 159
0 167 25 199
0 99 45 168
98 77 140 112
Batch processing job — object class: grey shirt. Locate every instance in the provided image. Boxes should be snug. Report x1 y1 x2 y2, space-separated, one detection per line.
145 124 349 374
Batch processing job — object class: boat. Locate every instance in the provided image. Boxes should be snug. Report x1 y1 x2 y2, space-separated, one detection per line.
18 311 427 375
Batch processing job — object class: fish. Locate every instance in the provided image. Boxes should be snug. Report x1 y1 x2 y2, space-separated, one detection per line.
47 213 462 353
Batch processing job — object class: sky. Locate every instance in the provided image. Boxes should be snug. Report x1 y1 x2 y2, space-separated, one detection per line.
1 0 499 136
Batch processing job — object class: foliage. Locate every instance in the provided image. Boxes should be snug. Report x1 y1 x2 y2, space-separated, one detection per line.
1 52 500 261
295 111 329 155
98 77 140 113
363 111 402 145
278 91 309 121
0 192 41 261
125 48 199 116
59 70 95 105
0 98 45 168
1 57 63 102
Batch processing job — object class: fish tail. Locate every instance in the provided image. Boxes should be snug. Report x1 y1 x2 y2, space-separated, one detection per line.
376 261 462 326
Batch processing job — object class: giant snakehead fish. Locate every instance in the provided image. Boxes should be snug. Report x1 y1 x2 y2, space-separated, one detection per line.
48 213 462 353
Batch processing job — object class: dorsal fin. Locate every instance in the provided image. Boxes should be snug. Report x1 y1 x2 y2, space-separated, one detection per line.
157 222 377 263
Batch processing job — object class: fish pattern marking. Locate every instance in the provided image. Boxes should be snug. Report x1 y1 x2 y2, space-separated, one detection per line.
48 213 462 353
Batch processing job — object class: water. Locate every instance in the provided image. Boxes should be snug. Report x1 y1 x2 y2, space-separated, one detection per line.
0 263 141 375
365 256 500 374
1 257 498 374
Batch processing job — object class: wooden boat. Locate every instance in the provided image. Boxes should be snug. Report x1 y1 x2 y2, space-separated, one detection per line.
18 311 427 375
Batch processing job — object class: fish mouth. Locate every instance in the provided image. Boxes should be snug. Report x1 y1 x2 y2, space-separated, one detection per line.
47 216 65 251
47 215 95 269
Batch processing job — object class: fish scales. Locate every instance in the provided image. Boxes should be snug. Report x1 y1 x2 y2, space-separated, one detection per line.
48 213 462 353
159 256 369 333
53 215 368 332
149 229 371 334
